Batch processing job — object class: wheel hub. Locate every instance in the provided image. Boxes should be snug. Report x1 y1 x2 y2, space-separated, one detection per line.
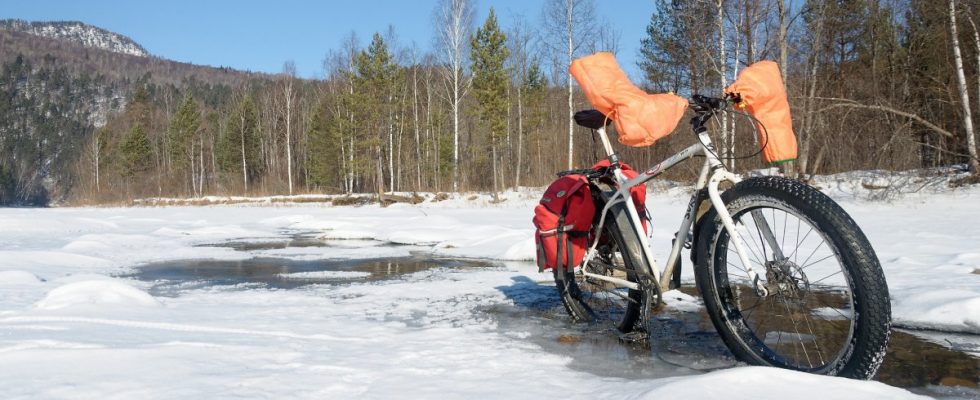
764 258 809 304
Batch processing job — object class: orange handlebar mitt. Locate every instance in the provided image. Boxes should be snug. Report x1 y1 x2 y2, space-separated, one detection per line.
725 61 797 164
570 52 687 147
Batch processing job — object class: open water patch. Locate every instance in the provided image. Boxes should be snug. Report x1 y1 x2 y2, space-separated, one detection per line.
121 256 497 297
194 231 402 252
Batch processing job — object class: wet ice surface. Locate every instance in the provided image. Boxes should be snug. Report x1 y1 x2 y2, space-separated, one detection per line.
117 232 490 296
123 256 495 297
486 282 979 392
113 232 979 398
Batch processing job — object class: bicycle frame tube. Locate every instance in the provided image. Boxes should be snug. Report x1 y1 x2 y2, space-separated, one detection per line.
581 126 769 296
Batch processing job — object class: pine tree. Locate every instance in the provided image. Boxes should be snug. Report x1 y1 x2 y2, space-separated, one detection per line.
120 123 152 178
638 0 716 93
305 101 343 190
470 8 509 196
168 95 202 193
355 33 401 200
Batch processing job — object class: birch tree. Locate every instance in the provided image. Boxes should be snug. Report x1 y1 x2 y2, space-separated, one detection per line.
949 0 979 174
542 0 596 170
280 61 297 195
507 15 534 189
435 0 474 191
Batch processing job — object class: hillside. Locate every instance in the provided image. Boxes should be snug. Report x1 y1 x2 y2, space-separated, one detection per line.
0 21 270 205
0 19 149 57
0 22 263 87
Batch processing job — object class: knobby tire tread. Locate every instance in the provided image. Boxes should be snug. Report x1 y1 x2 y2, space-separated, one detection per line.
695 176 891 379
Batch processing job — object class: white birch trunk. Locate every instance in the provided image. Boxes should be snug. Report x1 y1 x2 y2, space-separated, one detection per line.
566 0 575 170
966 12 980 173
285 87 293 195
950 0 980 174
413 65 422 191
515 85 523 190
240 111 248 195
717 0 730 169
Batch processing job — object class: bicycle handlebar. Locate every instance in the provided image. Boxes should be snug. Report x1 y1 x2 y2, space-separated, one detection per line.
688 94 730 113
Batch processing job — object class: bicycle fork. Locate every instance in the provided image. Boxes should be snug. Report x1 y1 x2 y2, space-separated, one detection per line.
705 169 770 297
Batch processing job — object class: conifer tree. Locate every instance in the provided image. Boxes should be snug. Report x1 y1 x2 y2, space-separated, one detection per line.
470 8 510 195
355 33 400 200
305 101 343 189
168 95 201 194
120 123 152 178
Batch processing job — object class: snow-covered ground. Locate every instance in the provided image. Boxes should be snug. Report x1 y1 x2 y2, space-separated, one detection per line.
0 181 978 399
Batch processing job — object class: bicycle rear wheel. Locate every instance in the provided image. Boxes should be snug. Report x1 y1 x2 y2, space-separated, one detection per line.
695 177 891 379
554 204 647 333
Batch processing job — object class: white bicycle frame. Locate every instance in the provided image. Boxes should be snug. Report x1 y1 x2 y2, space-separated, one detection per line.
580 125 772 297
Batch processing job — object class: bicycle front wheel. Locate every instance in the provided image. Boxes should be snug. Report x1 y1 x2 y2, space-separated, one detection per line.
695 177 891 379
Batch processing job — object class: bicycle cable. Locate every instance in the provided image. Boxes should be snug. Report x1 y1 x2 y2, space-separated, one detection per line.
696 106 771 162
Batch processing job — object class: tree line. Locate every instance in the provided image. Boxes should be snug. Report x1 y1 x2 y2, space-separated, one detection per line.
641 0 980 177
19 0 980 204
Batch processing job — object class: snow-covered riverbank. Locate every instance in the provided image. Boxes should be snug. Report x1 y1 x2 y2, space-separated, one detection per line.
0 182 977 398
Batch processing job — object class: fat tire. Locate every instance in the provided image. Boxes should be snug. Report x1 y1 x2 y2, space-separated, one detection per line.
554 203 647 333
695 176 891 379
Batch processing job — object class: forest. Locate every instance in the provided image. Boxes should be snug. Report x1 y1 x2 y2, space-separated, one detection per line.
2 0 979 205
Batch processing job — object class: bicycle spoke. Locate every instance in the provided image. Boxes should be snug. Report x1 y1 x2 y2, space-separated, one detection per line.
801 253 836 270
741 220 769 264
742 293 766 320
788 226 814 263
778 296 813 367
781 209 788 254
726 261 750 279
734 221 768 268
800 304 828 366
798 238 829 269
810 292 852 320
752 295 777 340
811 270 843 285
723 205 856 371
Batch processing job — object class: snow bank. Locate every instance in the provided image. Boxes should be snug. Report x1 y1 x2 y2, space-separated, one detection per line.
0 270 43 285
34 280 160 310
632 366 927 399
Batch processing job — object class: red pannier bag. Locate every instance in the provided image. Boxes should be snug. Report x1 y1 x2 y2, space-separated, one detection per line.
591 160 649 234
533 174 595 272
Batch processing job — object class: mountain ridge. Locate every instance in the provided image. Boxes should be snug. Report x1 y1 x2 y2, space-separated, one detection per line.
0 19 150 57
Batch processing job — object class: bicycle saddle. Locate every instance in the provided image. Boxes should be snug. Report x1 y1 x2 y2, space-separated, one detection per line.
574 109 612 130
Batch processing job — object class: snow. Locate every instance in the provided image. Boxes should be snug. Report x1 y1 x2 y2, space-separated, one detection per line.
0 20 149 57
632 367 928 399
34 280 160 310
0 182 978 398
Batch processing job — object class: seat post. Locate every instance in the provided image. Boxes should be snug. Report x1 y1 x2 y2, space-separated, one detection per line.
596 126 617 160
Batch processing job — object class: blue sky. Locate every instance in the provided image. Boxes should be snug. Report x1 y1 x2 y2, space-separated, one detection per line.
1 0 655 80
